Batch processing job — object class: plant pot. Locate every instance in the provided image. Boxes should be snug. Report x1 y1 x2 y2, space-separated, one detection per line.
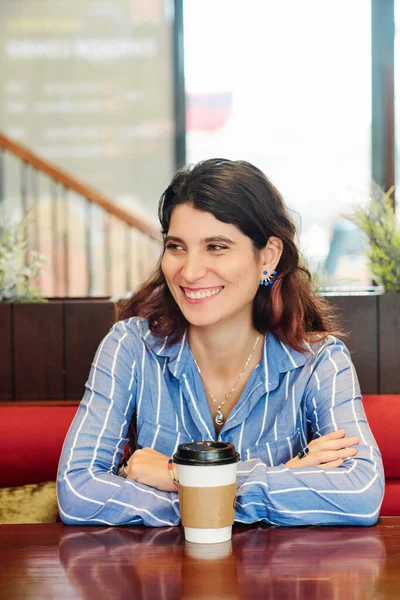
325 295 379 394
326 293 400 394
378 294 400 394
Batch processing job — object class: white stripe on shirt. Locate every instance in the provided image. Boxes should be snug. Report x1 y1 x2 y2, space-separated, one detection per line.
280 341 298 368
150 423 161 449
266 442 274 467
173 330 186 377
136 341 146 421
328 348 339 431
179 387 191 440
237 421 245 456
156 359 162 424
341 346 367 445
182 374 214 440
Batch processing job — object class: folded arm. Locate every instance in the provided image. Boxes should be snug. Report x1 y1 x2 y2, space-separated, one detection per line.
234 339 384 526
57 321 180 527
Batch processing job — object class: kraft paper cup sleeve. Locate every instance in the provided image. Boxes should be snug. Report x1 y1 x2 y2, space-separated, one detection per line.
178 483 237 529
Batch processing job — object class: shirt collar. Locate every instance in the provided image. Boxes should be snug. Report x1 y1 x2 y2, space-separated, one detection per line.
141 318 311 384
266 332 310 372
138 320 191 378
262 332 311 393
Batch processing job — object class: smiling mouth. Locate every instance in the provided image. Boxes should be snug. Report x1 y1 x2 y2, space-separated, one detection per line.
182 286 224 300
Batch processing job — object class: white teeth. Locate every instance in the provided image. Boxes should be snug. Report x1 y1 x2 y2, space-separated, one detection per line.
184 287 222 300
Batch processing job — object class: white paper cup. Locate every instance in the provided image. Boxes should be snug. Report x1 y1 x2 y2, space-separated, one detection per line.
173 442 239 544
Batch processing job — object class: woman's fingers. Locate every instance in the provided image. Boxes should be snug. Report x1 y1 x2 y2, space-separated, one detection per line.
316 436 359 451
318 459 344 469
318 429 346 440
313 447 358 463
124 448 175 491
293 448 356 469
285 430 359 469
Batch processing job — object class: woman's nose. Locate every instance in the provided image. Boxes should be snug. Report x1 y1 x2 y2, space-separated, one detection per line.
181 254 207 282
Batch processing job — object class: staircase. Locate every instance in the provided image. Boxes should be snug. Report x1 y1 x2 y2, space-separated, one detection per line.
0 131 161 298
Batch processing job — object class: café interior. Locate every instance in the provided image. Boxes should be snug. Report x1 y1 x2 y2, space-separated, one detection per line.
0 1 400 598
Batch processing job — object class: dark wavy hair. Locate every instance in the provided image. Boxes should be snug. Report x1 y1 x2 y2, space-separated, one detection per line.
116 158 341 351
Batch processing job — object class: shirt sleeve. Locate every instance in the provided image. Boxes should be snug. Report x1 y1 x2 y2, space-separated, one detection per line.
57 321 180 527
234 338 385 526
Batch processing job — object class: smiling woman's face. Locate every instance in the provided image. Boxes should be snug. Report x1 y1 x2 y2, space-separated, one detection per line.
161 204 265 330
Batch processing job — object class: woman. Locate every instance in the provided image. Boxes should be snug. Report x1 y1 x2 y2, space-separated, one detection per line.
57 159 384 527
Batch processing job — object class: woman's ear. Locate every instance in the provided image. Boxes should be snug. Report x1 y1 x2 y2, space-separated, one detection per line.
260 236 283 271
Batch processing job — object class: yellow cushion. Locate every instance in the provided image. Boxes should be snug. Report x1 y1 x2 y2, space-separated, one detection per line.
0 481 58 524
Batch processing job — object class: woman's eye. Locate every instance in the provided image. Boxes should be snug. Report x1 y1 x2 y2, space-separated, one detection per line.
208 244 228 252
165 243 184 252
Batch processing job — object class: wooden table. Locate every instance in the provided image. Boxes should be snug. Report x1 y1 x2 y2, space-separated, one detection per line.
1 517 399 599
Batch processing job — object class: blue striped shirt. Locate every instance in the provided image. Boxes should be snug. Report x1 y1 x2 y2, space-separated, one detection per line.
57 317 384 527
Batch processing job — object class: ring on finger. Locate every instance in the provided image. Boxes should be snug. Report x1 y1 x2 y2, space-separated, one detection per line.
118 465 128 479
297 446 310 459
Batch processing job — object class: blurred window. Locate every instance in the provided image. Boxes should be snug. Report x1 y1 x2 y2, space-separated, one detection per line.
183 0 372 289
0 0 174 296
0 0 174 218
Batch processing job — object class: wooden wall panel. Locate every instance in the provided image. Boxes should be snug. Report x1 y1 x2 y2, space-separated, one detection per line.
13 303 64 400
65 302 115 399
327 296 379 394
0 304 13 400
5 295 396 401
379 294 400 393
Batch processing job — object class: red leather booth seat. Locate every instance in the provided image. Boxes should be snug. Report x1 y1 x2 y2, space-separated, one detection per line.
0 405 78 488
363 395 400 516
0 396 398 516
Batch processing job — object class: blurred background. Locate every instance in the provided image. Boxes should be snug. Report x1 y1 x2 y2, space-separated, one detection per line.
0 0 399 298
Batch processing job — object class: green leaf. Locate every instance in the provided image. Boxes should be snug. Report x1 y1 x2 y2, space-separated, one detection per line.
346 184 400 293
0 207 47 303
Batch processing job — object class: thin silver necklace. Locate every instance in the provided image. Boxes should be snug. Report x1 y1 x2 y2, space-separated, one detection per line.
191 334 261 426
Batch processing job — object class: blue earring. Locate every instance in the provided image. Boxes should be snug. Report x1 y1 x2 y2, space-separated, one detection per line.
260 270 277 286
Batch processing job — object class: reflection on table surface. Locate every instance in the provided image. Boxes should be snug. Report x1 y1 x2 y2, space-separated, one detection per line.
1 518 399 600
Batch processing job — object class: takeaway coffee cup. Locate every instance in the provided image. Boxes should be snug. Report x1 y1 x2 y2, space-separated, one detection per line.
173 441 240 544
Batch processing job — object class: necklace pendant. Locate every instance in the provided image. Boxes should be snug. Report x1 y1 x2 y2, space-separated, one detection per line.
215 410 224 426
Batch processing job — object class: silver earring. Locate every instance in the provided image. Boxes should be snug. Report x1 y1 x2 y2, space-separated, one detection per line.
259 270 277 286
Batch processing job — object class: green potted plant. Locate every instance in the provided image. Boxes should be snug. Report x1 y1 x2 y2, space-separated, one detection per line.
0 211 46 303
346 184 400 293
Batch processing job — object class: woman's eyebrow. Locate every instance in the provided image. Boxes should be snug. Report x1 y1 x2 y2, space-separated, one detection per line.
203 236 235 244
164 235 236 245
164 235 184 244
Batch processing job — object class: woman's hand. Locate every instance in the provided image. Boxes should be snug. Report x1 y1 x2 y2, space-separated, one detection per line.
121 448 177 492
286 429 359 469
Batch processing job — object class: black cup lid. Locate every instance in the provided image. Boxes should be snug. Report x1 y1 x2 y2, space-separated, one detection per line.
173 441 240 466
